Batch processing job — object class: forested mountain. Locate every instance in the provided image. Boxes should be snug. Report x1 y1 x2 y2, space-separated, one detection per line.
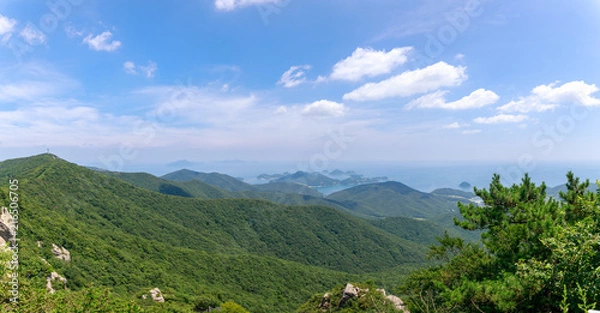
0 154 434 312
326 181 475 218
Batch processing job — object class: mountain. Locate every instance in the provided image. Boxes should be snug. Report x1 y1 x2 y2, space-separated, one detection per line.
0 154 430 312
102 171 230 199
272 171 339 187
161 169 254 192
327 181 474 218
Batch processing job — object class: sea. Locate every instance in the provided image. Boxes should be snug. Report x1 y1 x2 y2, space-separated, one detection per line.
122 160 600 196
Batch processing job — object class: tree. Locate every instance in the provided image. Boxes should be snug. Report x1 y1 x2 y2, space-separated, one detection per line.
399 172 600 313
221 301 250 313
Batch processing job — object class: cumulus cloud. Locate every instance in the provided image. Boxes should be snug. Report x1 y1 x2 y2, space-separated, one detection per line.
278 65 311 88
83 31 121 52
20 24 47 45
214 0 283 11
329 47 412 81
301 100 347 117
123 61 157 78
498 81 600 113
406 88 499 110
343 62 467 102
474 114 528 124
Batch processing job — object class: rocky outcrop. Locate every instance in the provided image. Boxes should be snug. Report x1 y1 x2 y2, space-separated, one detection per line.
318 292 331 310
149 288 165 302
46 271 67 294
0 207 15 247
52 244 71 261
338 283 366 308
317 283 408 312
386 294 408 312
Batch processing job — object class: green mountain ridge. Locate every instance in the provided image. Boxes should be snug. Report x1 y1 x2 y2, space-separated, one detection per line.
326 181 472 219
0 154 434 312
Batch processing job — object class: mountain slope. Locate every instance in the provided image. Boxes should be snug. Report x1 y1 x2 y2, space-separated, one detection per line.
327 181 459 218
161 169 254 192
102 171 231 199
0 154 429 312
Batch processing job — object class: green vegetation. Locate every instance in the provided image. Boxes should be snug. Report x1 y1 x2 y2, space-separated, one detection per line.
297 282 401 313
327 181 474 218
161 169 255 192
0 154 433 312
399 172 600 313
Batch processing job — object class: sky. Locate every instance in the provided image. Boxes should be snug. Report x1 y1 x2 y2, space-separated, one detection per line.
1 0 600 175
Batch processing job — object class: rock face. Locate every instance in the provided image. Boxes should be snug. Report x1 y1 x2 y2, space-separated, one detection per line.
386 294 409 313
338 283 365 308
0 207 15 247
52 244 71 261
46 271 67 294
149 288 165 302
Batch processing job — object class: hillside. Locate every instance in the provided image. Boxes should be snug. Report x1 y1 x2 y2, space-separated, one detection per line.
326 181 467 218
161 169 254 192
102 171 231 199
0 154 429 312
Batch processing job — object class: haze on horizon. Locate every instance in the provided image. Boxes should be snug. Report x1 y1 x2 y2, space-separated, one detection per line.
1 0 600 173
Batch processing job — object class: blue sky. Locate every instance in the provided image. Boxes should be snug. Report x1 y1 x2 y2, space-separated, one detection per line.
1 0 600 173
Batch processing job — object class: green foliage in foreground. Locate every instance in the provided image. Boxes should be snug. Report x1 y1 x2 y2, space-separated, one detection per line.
297 282 400 313
399 172 600 313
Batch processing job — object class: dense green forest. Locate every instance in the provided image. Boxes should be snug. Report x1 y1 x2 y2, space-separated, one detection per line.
0 154 433 312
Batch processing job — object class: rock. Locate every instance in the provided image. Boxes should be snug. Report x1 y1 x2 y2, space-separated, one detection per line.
386 294 409 312
37 241 43 248
46 271 67 294
142 294 147 300
149 288 165 302
0 207 15 247
318 292 331 309
52 244 71 261
377 288 386 296
338 283 366 308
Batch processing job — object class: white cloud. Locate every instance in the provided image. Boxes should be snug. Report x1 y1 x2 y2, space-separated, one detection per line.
0 63 79 102
406 88 499 110
498 81 600 113
20 24 47 45
474 114 528 124
278 65 311 88
139 61 157 78
0 14 17 43
123 61 136 75
83 31 121 52
0 14 16 35
343 62 467 102
214 0 283 11
461 129 481 135
301 100 347 117
124 61 157 78
329 47 412 82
